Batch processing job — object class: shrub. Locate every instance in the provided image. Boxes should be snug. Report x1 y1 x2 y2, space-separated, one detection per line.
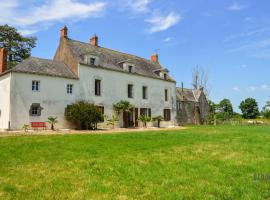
138 115 151 127
65 101 104 130
153 116 163 128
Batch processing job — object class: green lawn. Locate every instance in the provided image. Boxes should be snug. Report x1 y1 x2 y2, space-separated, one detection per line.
0 126 270 200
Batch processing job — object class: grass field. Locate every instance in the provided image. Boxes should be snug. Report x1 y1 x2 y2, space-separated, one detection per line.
0 126 270 200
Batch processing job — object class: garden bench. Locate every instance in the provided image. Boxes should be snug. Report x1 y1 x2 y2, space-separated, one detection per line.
31 122 47 130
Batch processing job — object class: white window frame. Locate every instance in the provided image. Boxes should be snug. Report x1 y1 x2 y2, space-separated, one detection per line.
32 80 40 92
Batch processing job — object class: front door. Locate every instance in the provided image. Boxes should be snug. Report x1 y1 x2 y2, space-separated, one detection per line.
123 110 134 128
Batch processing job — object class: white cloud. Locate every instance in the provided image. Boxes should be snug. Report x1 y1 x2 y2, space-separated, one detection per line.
223 28 268 43
146 12 181 33
261 84 268 90
247 86 257 92
228 2 247 11
0 0 107 35
128 0 151 13
163 37 173 42
233 87 240 92
229 38 270 58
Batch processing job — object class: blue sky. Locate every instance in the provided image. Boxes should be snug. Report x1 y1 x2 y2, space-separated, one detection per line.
0 0 269 112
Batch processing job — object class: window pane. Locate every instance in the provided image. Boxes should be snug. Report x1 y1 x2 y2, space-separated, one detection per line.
142 86 147 99
165 89 168 101
128 84 133 98
95 80 101 96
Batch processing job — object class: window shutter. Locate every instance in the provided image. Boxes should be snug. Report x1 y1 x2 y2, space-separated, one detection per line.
148 108 151 117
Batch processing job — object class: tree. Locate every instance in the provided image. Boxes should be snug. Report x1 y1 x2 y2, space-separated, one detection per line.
138 115 152 127
113 100 134 115
0 24 37 68
239 98 259 119
192 65 211 98
65 101 104 130
207 100 217 125
262 98 270 118
47 116 58 130
217 99 234 121
153 115 163 128
22 124 30 132
105 115 119 129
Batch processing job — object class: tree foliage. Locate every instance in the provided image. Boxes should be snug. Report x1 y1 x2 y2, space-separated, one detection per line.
138 115 152 127
207 100 217 124
113 100 134 115
152 115 163 128
239 98 259 119
262 98 270 118
65 101 104 130
0 24 37 68
217 99 234 121
47 116 58 130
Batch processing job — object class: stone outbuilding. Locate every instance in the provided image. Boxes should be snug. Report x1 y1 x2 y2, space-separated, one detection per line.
176 87 209 125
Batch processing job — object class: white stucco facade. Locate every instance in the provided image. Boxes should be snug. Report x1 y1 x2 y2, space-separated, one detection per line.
0 73 11 130
1 64 176 130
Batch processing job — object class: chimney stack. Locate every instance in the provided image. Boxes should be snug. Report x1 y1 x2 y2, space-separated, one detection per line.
0 48 7 74
90 35 98 46
60 26 68 38
151 54 158 62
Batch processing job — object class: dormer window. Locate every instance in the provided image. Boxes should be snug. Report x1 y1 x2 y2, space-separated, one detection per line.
128 65 133 73
84 55 98 66
164 73 167 80
90 57 96 65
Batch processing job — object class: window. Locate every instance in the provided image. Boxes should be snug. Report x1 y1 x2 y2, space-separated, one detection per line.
140 108 151 117
164 73 167 80
164 109 171 121
95 79 101 96
128 65 133 73
142 86 148 99
165 89 168 101
128 84 133 98
90 57 96 65
32 81 40 92
29 103 42 116
67 84 73 94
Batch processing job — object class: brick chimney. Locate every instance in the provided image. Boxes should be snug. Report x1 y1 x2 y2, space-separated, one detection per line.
90 35 98 46
60 26 68 38
151 54 158 63
0 48 7 74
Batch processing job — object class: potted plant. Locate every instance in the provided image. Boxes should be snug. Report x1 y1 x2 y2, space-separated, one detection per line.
105 115 119 129
138 115 152 128
153 115 164 128
47 116 58 130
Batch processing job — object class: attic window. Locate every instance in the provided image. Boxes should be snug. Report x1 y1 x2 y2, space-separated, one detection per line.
164 73 167 80
128 65 133 73
90 57 96 65
85 55 98 66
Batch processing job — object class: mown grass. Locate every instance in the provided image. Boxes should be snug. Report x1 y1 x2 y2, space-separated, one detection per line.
0 126 270 199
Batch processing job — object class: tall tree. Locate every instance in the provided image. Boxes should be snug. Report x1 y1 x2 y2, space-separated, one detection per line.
192 65 211 98
239 98 259 119
262 97 270 118
0 24 37 68
217 99 234 121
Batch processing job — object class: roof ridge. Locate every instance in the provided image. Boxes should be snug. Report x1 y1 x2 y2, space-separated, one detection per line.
68 38 163 67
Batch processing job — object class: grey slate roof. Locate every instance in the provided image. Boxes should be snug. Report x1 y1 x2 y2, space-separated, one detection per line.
67 39 175 81
176 87 202 102
10 57 77 79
